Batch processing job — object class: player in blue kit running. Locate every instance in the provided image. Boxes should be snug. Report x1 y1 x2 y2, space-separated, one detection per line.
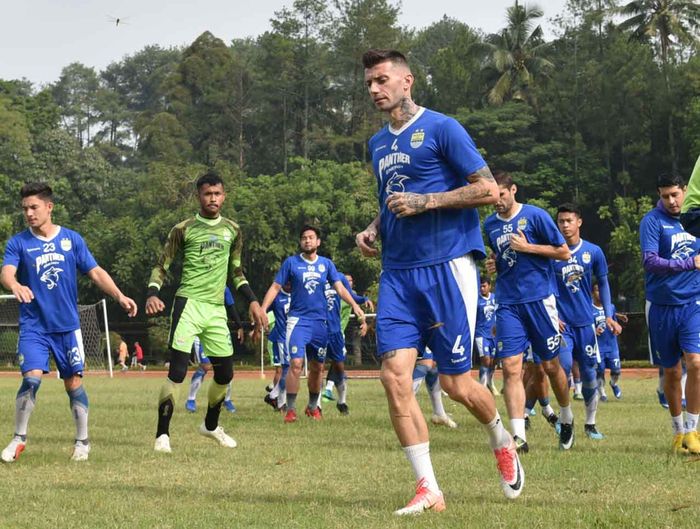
322 273 369 415
554 204 621 440
592 282 627 401
264 285 291 411
0 183 137 463
260 226 365 423
640 173 700 455
356 49 523 515
476 275 498 394
484 172 573 453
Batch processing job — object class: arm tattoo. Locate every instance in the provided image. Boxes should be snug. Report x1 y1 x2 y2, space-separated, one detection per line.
469 165 496 183
404 193 429 213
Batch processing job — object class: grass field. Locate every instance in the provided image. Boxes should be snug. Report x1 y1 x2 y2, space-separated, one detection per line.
0 373 698 529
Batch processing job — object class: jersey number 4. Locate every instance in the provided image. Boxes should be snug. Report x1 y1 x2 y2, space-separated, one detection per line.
452 335 465 356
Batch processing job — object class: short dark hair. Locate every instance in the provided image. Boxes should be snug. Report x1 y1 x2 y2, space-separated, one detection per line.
493 170 514 188
657 173 685 189
480 275 491 284
299 225 321 239
557 203 582 218
362 49 409 70
20 182 53 201
196 171 224 191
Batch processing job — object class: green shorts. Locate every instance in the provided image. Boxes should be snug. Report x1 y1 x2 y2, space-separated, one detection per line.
169 296 233 357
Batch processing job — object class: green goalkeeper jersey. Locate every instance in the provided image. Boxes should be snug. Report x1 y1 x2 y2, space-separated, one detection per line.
148 213 249 304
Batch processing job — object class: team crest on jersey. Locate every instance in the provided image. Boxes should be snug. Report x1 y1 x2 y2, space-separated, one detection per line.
582 251 591 264
60 238 72 251
223 232 231 242
410 130 425 148
291 346 298 354
517 218 528 231
318 264 326 273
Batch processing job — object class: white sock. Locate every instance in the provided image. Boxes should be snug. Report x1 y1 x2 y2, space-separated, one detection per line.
325 380 335 393
672 414 685 435
511 418 526 440
277 390 287 408
585 393 599 425
337 381 347 405
188 373 204 401
225 383 232 402
560 405 574 424
658 371 665 393
542 404 554 417
685 412 699 432
429 384 446 417
412 377 424 394
269 381 280 399
484 411 511 450
403 442 439 493
574 381 583 394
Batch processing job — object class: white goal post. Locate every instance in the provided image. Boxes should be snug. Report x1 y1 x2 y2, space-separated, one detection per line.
0 295 114 378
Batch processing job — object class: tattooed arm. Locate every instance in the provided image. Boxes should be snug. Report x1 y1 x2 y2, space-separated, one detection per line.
385 166 499 218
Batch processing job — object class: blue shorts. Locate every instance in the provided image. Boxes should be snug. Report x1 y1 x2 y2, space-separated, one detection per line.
558 324 599 376
326 330 346 363
599 348 621 372
268 336 287 366
646 301 700 368
17 328 85 379
286 317 327 363
417 347 434 362
496 295 561 360
376 254 478 375
475 336 496 358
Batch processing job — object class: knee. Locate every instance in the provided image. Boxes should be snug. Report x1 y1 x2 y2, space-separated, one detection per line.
684 354 700 372
63 376 82 392
380 367 411 396
167 351 189 383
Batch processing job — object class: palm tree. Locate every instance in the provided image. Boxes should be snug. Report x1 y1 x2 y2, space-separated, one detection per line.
618 0 700 170
484 1 554 106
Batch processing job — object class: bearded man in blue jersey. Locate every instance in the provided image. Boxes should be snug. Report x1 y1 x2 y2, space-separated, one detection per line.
484 172 573 454
356 49 523 515
1 183 137 463
641 173 700 455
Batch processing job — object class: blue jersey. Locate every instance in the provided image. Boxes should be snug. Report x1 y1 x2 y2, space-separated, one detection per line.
369 107 487 269
640 205 700 305
324 275 367 332
268 289 291 343
484 204 565 304
274 254 342 321
2 227 98 333
475 293 496 337
553 240 608 327
593 303 618 353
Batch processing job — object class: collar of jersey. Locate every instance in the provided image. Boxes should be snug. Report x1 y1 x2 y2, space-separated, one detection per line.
496 203 523 222
299 253 319 265
388 107 425 136
196 213 222 226
30 225 61 242
569 239 584 254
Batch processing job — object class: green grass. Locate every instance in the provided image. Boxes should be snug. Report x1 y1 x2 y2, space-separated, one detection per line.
0 375 698 529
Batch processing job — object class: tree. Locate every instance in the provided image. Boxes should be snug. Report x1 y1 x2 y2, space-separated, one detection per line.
483 1 554 106
618 0 700 171
52 63 99 147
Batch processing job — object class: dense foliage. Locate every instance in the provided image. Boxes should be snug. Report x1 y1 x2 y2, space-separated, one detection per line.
1 0 699 321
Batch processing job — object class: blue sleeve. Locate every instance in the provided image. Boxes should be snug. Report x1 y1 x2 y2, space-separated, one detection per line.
224 287 234 307
639 214 659 254
535 209 566 247
274 258 290 286
439 117 487 178
2 237 21 268
592 245 609 278
339 274 367 304
327 259 343 284
74 233 98 274
597 275 614 318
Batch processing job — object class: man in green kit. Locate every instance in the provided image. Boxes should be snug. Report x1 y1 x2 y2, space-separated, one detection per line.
680 155 700 236
146 171 266 453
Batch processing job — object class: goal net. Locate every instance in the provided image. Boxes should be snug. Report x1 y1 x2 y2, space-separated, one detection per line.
0 296 113 377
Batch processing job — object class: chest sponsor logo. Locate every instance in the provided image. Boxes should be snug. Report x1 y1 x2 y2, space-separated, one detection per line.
495 226 517 267
302 265 322 295
561 257 584 293
670 232 696 260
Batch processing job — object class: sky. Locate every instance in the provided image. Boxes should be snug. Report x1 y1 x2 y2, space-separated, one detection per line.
2 0 569 87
